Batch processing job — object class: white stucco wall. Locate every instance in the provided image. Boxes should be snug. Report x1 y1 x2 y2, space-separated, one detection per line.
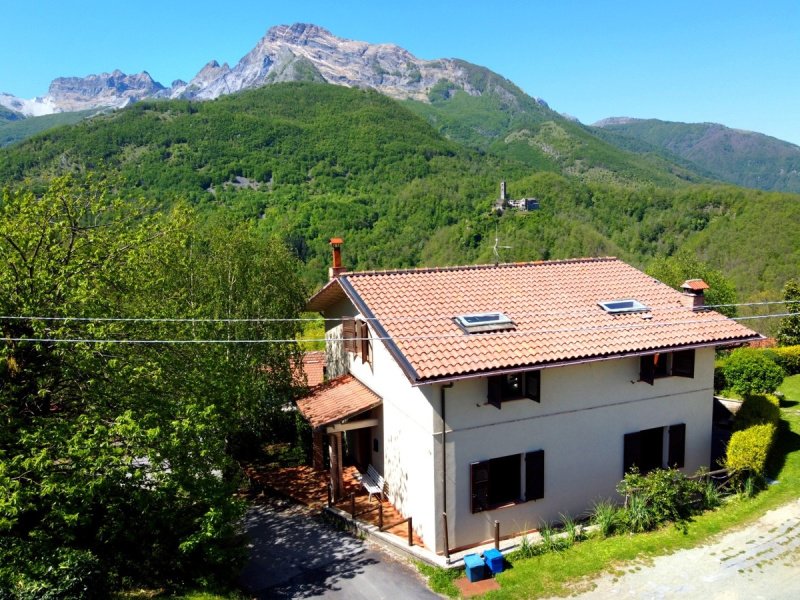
323 298 439 548
439 347 716 550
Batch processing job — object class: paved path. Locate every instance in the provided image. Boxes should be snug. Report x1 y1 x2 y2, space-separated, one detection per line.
570 499 800 599
238 495 439 599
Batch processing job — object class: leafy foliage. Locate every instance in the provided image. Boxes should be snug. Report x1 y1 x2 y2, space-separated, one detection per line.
733 393 781 430
725 423 777 476
769 345 800 375
778 279 800 346
0 176 307 592
617 468 706 532
723 348 785 395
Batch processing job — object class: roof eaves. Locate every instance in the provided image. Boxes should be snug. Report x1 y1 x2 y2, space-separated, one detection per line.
337 276 422 384
410 334 764 387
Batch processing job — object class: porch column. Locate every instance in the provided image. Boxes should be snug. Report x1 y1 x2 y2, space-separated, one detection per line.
328 432 344 501
312 430 325 470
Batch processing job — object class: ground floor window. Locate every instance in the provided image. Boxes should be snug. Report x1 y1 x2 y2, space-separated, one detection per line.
623 423 686 476
470 450 544 513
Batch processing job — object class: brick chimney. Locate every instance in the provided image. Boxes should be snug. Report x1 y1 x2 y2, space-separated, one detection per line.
329 238 345 280
681 279 709 310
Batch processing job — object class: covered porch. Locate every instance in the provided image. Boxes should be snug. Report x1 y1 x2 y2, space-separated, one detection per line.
291 374 424 547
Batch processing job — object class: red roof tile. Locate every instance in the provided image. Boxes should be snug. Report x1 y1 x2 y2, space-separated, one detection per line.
683 279 710 291
307 258 761 383
296 375 382 428
296 351 326 388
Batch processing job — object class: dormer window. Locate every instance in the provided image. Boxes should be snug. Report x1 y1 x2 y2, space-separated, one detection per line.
455 312 515 334
598 299 649 314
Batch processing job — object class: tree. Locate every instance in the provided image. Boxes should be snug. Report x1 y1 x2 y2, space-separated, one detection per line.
0 176 307 594
646 252 738 317
777 278 800 346
723 348 785 396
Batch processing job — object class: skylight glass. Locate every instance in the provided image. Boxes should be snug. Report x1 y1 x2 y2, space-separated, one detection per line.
598 299 650 314
454 312 515 333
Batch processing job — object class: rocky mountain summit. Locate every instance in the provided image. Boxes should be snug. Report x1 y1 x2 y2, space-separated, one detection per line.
0 23 546 116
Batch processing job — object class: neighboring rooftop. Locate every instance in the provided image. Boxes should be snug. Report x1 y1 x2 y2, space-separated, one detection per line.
296 374 382 428
307 257 761 384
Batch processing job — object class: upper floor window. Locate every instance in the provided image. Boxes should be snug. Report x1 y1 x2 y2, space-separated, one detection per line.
342 317 372 367
487 370 540 408
639 349 695 385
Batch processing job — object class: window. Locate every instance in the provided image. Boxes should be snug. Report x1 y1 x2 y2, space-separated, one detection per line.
471 450 544 513
598 299 649 314
623 423 685 476
487 370 540 408
455 312 515 334
342 317 372 367
639 349 695 385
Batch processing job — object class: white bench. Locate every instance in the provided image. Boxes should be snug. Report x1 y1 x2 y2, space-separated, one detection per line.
360 465 385 502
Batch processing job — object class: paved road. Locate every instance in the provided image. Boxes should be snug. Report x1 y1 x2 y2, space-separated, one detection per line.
238 496 439 599
570 499 800 599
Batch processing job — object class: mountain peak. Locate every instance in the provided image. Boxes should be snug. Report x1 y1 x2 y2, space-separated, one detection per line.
264 23 334 43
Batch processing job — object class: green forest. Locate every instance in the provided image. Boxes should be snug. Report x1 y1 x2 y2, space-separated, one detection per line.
0 81 798 595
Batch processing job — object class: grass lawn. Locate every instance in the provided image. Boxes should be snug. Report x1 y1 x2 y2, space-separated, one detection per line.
424 374 800 598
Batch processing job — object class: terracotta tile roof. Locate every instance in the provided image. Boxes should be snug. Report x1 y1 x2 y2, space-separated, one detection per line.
308 258 762 383
295 351 326 388
296 374 382 428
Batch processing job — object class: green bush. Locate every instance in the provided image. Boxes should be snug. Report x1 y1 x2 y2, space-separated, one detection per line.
714 360 728 393
734 393 781 430
769 345 800 375
591 499 621 538
725 423 776 476
0 541 108 600
617 468 705 532
723 348 785 395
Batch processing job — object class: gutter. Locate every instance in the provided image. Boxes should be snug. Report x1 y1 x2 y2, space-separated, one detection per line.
410 336 763 387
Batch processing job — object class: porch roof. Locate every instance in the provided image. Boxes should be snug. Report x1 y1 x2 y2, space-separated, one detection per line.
296 374 382 429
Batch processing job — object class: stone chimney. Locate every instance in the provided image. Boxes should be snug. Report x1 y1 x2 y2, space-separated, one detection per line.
500 180 507 202
329 238 345 280
681 279 709 310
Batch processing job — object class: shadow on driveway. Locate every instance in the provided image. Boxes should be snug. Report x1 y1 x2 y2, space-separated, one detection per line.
239 495 439 599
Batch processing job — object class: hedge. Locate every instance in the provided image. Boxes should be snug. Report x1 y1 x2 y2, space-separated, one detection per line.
723 348 785 395
734 393 781 430
725 423 777 475
768 345 800 375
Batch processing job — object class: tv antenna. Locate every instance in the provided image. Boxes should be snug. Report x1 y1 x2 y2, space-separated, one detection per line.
493 223 512 265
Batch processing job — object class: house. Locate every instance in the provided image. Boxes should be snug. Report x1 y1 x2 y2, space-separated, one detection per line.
298 240 761 554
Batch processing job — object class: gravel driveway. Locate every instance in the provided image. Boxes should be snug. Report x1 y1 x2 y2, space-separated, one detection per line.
570 499 800 599
238 496 439 599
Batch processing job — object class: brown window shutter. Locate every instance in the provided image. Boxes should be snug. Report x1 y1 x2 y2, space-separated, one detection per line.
525 450 545 501
359 320 372 366
470 460 490 513
639 355 655 385
525 370 541 402
342 318 356 354
487 376 503 409
623 431 642 476
668 423 686 468
672 349 695 378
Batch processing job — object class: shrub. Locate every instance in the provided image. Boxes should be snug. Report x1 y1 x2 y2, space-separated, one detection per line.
769 345 800 375
725 423 776 476
723 348 785 395
591 499 620 538
734 393 781 430
617 468 704 532
714 360 728 392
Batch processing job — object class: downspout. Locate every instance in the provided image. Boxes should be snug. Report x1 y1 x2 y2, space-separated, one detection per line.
441 381 453 559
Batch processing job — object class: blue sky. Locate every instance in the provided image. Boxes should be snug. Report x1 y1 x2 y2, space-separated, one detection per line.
4 1 799 144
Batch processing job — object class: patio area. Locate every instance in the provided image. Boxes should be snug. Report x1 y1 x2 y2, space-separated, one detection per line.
245 462 425 548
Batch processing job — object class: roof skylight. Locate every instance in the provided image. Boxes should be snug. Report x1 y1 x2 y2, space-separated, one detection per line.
454 312 516 334
598 299 650 314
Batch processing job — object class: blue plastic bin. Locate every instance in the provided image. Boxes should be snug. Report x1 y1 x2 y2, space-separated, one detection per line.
463 553 486 582
483 548 504 574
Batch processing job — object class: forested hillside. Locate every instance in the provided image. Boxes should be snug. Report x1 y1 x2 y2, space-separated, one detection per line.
0 82 797 303
593 118 800 193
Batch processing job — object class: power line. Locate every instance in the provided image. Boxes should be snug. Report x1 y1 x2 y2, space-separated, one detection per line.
0 300 792 326
2 311 797 345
